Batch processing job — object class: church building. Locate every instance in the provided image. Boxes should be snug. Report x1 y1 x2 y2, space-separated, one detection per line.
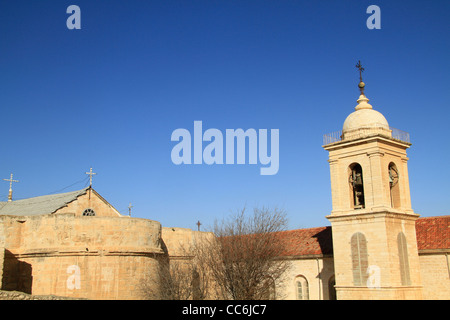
0 186 165 299
0 68 448 300
276 68 449 300
323 70 423 299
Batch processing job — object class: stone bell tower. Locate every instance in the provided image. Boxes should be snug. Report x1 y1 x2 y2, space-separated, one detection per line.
323 63 422 299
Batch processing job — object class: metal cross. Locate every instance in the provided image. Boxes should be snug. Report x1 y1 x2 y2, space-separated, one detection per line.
3 173 19 202
356 60 364 82
128 202 133 216
85 167 97 187
196 220 202 231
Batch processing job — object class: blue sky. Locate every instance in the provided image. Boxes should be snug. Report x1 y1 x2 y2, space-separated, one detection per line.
1 0 449 230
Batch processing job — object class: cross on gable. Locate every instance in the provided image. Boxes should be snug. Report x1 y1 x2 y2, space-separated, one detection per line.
85 167 97 187
3 173 19 202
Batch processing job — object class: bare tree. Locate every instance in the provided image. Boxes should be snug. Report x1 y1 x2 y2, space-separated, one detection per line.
142 207 289 300
141 253 210 300
193 207 290 300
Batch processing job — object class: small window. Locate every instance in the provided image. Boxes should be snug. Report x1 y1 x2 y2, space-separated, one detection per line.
82 208 95 216
328 276 336 300
260 277 276 300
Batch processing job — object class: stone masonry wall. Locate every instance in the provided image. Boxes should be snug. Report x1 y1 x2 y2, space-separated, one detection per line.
0 290 86 300
419 252 450 300
0 213 163 299
279 256 335 300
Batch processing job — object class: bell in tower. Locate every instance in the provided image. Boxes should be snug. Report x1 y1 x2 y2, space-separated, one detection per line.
349 164 365 209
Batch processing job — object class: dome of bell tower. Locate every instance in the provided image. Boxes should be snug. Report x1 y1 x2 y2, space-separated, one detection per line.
342 80 391 140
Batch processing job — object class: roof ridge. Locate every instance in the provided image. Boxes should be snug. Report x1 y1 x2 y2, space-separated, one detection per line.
279 226 331 233
0 187 89 204
0 187 90 216
417 215 450 219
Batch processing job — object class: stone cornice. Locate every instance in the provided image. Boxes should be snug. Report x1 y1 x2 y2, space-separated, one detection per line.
326 209 420 223
6 246 164 258
323 135 411 152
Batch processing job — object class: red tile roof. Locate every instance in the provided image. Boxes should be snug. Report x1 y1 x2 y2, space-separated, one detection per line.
277 226 333 257
279 215 449 257
415 215 450 251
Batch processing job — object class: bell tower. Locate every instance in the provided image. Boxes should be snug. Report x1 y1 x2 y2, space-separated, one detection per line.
323 63 422 299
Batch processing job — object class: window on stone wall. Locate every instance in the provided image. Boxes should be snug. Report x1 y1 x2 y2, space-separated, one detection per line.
82 208 96 216
328 276 336 300
351 232 369 286
295 276 309 300
260 276 276 300
397 232 411 286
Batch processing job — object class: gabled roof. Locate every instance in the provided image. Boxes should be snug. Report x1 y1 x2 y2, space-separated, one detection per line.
0 188 89 216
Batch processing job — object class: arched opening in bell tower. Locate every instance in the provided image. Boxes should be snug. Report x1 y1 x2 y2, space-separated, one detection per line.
389 162 400 209
348 163 365 209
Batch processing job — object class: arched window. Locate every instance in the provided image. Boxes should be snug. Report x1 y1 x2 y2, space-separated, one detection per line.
295 275 309 300
82 208 95 216
259 276 276 300
328 276 336 300
351 232 368 286
389 162 400 208
397 232 411 285
349 163 365 209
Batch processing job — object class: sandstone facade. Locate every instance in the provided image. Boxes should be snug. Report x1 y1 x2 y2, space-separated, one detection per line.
0 189 448 300
0 188 164 299
0 213 163 299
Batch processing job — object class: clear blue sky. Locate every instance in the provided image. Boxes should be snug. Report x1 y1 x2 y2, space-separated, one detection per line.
1 0 449 230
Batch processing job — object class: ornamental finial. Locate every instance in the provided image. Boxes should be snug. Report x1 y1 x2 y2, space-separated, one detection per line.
356 60 365 96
